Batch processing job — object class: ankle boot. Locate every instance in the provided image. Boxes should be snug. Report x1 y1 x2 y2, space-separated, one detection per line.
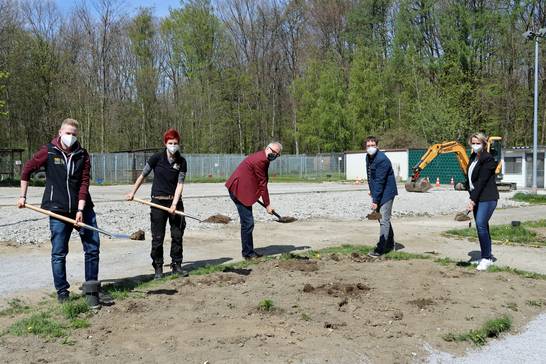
171 262 189 277
154 266 163 280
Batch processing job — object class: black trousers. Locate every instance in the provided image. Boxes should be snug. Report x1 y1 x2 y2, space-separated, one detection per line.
150 198 186 268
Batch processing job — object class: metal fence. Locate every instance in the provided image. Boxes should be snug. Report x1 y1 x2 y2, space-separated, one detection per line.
89 152 345 184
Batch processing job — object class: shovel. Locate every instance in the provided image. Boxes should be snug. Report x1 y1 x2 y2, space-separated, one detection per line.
24 204 132 239
256 200 297 223
132 197 203 222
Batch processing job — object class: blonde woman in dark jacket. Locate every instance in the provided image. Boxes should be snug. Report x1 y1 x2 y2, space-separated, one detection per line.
465 133 499 271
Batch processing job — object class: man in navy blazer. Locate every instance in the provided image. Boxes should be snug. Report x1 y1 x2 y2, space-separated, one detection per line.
365 136 398 256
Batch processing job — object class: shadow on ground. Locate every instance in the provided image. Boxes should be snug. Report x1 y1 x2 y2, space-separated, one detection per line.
255 244 310 256
101 257 232 294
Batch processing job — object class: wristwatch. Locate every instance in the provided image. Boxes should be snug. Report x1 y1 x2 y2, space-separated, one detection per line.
77 209 84 213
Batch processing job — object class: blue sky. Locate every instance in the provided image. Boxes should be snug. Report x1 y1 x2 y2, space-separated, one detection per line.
55 0 182 18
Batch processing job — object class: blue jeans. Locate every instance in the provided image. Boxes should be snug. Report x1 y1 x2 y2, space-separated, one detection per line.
229 193 255 257
473 200 497 260
49 208 100 295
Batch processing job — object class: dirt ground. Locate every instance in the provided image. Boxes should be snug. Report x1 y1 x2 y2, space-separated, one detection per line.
1 253 545 364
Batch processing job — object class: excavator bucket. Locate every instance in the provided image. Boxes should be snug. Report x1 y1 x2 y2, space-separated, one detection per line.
405 178 433 193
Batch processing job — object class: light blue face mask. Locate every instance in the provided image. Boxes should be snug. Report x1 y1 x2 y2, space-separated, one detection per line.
471 144 482 153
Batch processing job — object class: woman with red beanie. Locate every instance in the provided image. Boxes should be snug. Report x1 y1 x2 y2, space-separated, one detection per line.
127 129 188 279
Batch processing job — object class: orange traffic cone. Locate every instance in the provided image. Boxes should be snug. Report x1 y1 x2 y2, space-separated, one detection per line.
435 177 440 187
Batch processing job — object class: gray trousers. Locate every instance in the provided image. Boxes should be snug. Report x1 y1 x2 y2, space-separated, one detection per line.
376 198 395 253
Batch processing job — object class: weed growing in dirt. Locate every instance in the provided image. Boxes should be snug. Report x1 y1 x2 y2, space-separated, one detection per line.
443 315 512 346
384 251 429 260
0 299 31 317
7 312 66 338
434 257 453 266
301 313 311 321
61 300 89 320
486 265 546 280
313 244 373 256
526 300 544 307
258 299 275 312
70 318 90 329
445 221 546 247
512 193 546 204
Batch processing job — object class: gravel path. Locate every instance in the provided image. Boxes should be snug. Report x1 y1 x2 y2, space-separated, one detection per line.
0 183 524 245
427 313 546 363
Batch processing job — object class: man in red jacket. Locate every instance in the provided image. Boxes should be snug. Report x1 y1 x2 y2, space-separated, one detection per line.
17 118 99 304
226 142 282 259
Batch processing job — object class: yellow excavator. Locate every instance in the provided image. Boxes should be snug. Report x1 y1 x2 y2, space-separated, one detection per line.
405 136 516 192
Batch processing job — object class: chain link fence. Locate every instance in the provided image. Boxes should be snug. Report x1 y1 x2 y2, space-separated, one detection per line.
89 151 345 185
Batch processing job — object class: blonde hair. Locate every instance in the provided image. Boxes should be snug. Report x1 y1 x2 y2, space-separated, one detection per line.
61 118 79 129
468 132 487 147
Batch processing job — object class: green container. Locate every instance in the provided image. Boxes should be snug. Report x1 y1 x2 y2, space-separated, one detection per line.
408 149 469 185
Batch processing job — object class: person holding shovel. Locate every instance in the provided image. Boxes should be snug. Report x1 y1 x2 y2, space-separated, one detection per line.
127 128 188 279
465 132 499 271
17 118 100 303
225 142 282 260
365 136 398 257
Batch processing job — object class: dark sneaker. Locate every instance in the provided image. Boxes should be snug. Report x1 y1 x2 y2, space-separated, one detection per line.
171 263 189 277
57 291 70 303
367 251 382 258
154 266 163 280
244 252 263 261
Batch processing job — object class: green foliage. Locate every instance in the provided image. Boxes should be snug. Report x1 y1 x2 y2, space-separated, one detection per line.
8 312 66 338
0 298 31 317
443 315 512 346
257 299 275 312
0 71 8 118
512 193 546 204
293 59 351 153
445 221 546 247
61 300 89 320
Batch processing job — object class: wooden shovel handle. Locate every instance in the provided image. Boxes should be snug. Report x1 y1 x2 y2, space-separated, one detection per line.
132 197 202 222
132 197 183 215
25 203 81 227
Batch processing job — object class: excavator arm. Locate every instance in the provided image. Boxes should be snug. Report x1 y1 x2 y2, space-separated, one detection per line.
406 141 470 192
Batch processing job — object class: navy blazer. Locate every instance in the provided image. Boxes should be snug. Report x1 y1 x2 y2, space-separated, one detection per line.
366 151 398 205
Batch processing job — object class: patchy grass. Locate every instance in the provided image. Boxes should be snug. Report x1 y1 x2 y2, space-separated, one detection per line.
301 313 311 321
445 220 546 247
526 300 545 307
443 315 512 346
512 192 546 204
61 299 89 320
7 312 66 338
0 299 31 317
70 318 90 329
486 265 546 280
258 299 275 312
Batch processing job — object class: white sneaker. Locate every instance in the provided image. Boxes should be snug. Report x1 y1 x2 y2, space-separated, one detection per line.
476 258 493 271
470 260 480 266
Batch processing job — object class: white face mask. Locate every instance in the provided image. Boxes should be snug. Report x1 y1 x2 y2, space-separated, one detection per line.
366 146 378 156
166 145 179 154
61 134 77 148
471 144 482 153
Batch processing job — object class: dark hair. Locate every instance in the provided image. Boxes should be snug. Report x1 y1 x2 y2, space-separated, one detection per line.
362 136 378 148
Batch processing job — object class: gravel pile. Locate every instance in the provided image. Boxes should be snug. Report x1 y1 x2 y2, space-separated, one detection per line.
0 186 524 245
